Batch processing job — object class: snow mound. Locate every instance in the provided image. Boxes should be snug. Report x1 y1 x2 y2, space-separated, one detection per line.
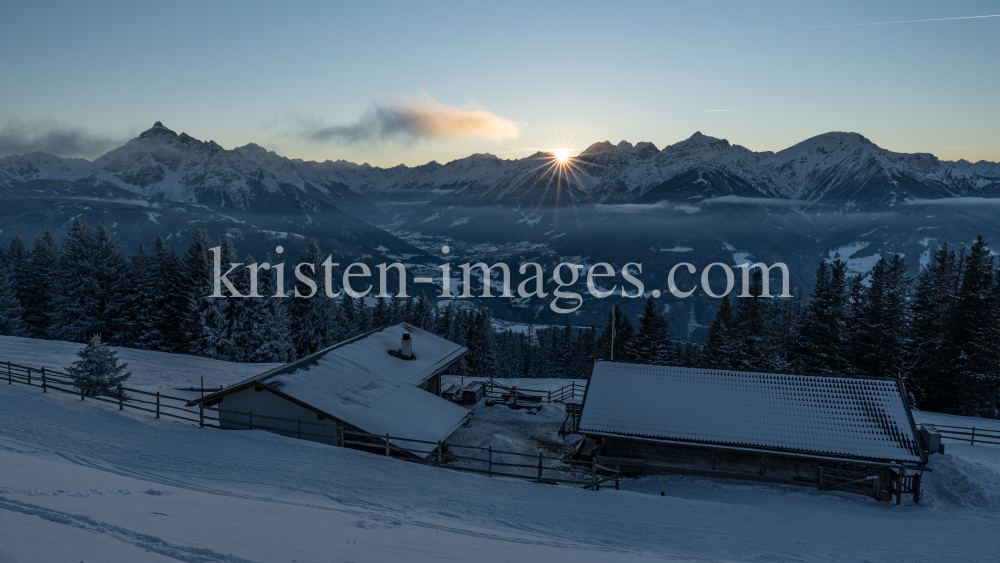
926 450 1000 509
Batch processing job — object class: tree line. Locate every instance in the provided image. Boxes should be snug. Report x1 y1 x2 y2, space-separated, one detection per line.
679 237 999 418
0 220 604 378
0 221 996 417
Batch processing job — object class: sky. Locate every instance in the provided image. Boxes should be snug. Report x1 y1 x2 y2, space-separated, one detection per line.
1 0 998 166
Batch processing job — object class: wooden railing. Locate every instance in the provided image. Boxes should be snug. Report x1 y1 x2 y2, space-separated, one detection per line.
2 360 616 488
933 424 1000 447
484 379 586 404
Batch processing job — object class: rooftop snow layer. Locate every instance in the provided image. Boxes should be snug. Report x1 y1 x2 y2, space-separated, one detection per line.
579 362 922 463
209 323 470 457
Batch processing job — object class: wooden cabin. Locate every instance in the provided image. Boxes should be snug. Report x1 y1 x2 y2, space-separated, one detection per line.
191 323 470 460
574 361 929 502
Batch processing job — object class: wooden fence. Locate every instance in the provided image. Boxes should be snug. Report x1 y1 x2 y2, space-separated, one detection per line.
2 360 618 489
484 378 586 404
934 424 1000 447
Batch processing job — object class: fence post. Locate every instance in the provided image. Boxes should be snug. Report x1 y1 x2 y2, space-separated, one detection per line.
27 368 30 386
592 459 598 491
896 468 906 506
199 404 204 427
41 367 46 393
118 384 123 410
7 362 10 385
80 387 85 401
437 441 443 464
488 446 493 477
537 452 543 482
548 390 552 403
156 392 160 419
615 466 620 490
971 427 976 446
248 411 253 430
297 419 301 440
385 433 390 456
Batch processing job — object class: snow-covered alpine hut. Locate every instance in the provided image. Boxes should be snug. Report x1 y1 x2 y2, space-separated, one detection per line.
575 362 929 502
191 323 470 459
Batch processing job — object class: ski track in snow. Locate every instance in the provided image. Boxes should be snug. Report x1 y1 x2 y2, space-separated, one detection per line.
0 495 260 563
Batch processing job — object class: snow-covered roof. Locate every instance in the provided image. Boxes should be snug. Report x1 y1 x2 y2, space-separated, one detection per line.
579 362 923 464
201 323 470 458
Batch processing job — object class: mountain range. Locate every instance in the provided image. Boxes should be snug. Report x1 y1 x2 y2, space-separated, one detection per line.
2 122 999 336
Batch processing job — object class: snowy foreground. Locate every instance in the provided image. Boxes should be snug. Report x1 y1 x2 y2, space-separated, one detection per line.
1 340 999 562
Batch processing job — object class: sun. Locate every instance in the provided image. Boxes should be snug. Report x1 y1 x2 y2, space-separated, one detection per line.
552 148 571 163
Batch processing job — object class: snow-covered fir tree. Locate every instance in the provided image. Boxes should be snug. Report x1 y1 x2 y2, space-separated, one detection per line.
850 255 911 379
230 254 292 363
792 261 851 373
67 334 132 397
48 220 101 342
907 242 960 408
939 237 999 415
0 252 27 336
629 296 673 363
7 236 29 307
288 241 339 358
182 231 231 359
22 231 60 338
154 236 188 353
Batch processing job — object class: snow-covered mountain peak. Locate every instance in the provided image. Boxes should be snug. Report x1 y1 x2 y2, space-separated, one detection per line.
138 121 178 140
580 141 615 155
665 131 734 153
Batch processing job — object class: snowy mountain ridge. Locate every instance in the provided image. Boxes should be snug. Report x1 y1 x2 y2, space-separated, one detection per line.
2 123 999 221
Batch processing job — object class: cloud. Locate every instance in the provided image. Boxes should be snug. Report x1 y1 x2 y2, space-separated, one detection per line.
301 96 521 144
749 14 1000 33
702 195 814 207
902 197 1000 206
0 119 124 158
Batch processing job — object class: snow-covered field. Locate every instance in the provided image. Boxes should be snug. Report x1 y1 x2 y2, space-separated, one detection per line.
1 339 999 562
0 336 280 392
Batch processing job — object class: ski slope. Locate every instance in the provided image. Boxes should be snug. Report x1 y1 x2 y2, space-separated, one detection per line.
0 339 999 562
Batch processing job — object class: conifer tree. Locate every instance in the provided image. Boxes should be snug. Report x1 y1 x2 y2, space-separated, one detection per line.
464 308 496 377
793 260 850 373
288 242 337 358
908 242 959 407
67 334 131 397
230 254 292 362
629 296 673 363
184 232 231 359
372 295 390 328
124 244 164 350
154 237 188 353
850 255 911 378
703 294 735 368
340 293 360 338
730 271 783 372
942 236 997 414
595 305 635 361
22 231 59 338
48 220 100 342
8 236 29 308
94 224 130 341
0 252 27 336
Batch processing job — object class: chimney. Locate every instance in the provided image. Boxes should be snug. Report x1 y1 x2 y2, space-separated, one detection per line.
401 332 413 359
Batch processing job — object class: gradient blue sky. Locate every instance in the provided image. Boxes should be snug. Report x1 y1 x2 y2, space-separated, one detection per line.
2 0 998 166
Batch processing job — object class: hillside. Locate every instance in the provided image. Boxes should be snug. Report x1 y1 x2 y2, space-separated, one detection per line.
0 338 998 562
